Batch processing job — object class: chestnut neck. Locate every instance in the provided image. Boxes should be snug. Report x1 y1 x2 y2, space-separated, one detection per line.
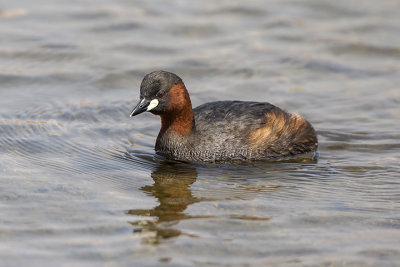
158 82 194 139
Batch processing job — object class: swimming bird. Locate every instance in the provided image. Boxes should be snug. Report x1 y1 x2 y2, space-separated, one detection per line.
130 71 318 162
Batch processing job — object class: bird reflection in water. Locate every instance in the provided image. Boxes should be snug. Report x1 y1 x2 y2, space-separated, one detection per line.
127 161 207 244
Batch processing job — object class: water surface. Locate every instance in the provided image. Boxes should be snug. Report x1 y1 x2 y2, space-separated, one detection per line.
1 0 400 265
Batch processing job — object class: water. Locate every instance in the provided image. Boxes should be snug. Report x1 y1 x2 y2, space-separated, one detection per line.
1 0 400 265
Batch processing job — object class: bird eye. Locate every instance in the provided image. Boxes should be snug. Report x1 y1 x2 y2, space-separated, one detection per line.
156 91 164 98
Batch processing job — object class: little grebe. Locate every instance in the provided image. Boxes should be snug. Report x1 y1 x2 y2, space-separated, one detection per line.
130 71 318 162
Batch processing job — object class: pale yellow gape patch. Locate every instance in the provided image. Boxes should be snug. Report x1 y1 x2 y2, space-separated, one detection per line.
147 99 159 111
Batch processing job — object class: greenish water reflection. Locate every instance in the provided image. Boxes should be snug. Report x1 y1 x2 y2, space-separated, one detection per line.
127 161 208 244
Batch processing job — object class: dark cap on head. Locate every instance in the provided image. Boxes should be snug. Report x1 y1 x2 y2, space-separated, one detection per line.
140 71 182 99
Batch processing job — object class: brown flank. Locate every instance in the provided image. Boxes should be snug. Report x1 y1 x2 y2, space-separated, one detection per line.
248 111 307 147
